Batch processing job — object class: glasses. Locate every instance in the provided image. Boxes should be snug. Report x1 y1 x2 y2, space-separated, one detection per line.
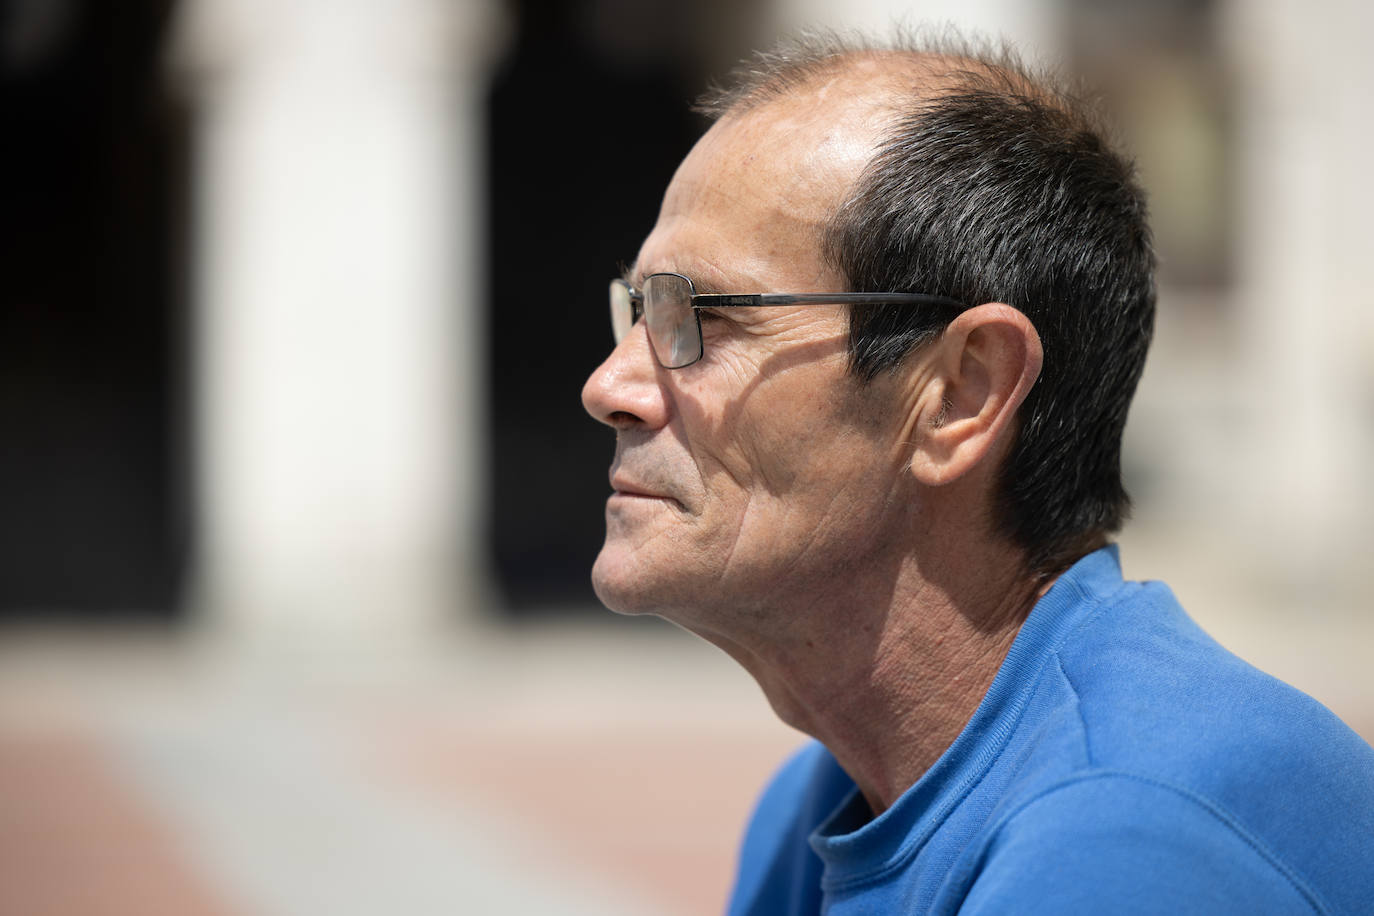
609 272 967 369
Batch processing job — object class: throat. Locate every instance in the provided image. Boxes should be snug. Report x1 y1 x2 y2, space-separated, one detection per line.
759 594 1027 814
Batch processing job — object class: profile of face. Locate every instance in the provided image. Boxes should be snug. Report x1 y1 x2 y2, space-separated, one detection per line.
581 87 925 633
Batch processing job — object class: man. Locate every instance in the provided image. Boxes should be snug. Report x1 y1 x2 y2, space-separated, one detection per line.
581 32 1374 915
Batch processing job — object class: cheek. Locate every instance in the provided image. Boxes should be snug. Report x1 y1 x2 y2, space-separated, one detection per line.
689 374 871 498
672 370 762 475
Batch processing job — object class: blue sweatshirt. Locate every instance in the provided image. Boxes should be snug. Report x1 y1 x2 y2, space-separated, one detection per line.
727 547 1374 914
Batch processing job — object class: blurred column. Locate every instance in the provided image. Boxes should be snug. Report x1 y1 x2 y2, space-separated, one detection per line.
169 0 499 648
1224 0 1374 583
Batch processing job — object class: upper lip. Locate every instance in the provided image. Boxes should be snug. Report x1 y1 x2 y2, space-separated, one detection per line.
610 475 671 500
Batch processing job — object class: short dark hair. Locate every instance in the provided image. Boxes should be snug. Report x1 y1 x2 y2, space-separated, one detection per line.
696 31 1156 577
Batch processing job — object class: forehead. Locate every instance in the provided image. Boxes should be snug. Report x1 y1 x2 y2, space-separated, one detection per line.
635 67 900 293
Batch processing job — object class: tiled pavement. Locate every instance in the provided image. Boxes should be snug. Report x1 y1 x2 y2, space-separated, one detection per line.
0 730 237 916
0 624 802 916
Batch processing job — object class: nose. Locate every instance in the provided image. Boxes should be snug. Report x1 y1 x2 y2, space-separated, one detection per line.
582 321 671 430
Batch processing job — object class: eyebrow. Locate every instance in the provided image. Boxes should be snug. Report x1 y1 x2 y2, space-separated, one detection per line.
621 262 731 295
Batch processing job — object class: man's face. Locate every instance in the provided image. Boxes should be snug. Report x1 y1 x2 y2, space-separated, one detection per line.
582 90 920 631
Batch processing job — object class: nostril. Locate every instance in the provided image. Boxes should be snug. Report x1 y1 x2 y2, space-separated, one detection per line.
607 410 640 427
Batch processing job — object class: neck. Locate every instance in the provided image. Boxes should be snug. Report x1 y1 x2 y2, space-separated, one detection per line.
700 539 1048 815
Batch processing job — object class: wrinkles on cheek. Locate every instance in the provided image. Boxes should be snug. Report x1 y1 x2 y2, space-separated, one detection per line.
668 377 756 580
674 370 752 487
675 344 857 503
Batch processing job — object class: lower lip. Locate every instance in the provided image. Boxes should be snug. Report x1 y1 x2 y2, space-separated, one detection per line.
611 491 673 501
609 491 680 509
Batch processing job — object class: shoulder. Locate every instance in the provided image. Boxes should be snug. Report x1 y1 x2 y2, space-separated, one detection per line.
1045 566 1368 774
1053 575 1374 818
1020 578 1374 915
951 772 1340 914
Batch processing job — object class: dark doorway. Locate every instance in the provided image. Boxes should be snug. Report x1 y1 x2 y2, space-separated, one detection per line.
0 1 190 620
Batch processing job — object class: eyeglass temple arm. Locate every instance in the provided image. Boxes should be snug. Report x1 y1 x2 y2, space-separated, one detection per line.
691 293 967 309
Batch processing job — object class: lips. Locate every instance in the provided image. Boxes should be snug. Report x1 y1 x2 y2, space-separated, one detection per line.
609 473 683 508
611 479 671 500
608 447 691 511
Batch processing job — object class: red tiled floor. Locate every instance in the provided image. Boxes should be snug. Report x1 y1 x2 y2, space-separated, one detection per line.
370 717 800 916
0 729 238 916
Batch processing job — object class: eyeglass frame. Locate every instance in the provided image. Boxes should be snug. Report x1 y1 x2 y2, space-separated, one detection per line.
609 272 969 369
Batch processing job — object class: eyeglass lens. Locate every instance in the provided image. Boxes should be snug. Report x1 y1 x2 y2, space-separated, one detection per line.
608 274 702 368
609 280 634 344
643 274 700 368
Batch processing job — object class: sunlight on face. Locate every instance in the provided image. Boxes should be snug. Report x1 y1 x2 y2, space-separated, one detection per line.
582 82 925 630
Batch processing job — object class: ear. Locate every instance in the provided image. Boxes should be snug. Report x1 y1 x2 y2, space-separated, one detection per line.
908 304 1042 487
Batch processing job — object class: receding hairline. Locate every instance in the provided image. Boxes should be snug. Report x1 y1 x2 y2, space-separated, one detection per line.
693 29 1072 125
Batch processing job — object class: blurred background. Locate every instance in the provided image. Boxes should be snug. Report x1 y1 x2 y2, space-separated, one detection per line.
2 0 1372 913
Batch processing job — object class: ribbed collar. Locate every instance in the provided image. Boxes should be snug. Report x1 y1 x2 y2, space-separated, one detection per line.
809 545 1126 888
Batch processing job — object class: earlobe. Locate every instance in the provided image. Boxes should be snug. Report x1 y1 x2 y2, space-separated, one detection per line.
908 304 1042 487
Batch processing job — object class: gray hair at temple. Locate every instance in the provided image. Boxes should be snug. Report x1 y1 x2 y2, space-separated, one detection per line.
696 30 1157 579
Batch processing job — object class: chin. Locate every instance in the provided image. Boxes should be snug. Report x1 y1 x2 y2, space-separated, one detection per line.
590 552 651 616
590 548 693 618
